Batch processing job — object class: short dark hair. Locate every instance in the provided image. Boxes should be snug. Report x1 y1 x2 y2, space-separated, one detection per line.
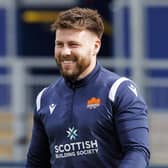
51 7 104 39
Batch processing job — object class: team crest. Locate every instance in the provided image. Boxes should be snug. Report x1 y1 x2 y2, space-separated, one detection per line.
87 97 101 109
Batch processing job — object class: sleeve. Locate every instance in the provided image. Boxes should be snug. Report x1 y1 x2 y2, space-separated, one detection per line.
26 89 51 168
110 78 150 168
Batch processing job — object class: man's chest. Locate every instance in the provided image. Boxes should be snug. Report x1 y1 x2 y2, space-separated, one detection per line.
40 87 115 141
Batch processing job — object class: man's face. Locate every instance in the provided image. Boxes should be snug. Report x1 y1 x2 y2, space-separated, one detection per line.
54 28 100 81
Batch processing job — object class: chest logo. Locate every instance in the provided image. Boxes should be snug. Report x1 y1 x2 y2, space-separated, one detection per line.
66 127 78 140
87 97 101 110
49 104 57 114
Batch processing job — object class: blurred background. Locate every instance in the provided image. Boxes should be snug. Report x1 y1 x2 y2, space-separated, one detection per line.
0 0 168 167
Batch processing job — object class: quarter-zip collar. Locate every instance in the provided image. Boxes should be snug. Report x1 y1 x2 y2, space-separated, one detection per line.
65 62 101 89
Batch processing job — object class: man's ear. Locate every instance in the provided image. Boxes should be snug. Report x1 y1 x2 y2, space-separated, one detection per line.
94 39 101 56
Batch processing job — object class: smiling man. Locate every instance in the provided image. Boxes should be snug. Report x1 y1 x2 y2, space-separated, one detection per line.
26 7 150 168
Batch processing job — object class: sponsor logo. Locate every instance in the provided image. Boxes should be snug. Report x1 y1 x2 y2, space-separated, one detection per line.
87 97 101 109
66 127 78 140
49 104 56 114
54 126 99 159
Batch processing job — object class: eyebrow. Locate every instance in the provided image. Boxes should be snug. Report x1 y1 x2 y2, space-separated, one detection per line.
55 40 81 44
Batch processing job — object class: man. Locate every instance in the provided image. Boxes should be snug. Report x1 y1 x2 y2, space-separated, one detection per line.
26 7 150 168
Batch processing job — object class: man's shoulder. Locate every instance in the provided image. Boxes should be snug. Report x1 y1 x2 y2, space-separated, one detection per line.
35 77 65 111
48 76 64 90
98 66 120 85
39 77 64 98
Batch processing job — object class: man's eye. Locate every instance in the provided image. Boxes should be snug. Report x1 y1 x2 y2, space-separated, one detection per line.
70 43 79 47
56 43 63 47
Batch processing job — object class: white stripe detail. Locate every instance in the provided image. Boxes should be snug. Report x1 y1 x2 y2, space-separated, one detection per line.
109 77 129 102
36 88 47 111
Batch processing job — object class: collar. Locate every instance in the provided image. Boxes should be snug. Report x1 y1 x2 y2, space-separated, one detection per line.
65 62 101 89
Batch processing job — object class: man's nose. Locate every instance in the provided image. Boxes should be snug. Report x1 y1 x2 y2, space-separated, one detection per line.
61 46 71 56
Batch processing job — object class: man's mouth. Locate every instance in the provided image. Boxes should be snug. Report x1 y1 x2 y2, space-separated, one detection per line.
61 60 76 70
62 60 75 64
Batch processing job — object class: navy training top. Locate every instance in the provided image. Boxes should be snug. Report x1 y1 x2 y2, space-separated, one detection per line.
26 63 150 168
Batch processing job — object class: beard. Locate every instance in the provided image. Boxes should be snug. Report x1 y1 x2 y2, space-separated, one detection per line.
55 54 91 81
